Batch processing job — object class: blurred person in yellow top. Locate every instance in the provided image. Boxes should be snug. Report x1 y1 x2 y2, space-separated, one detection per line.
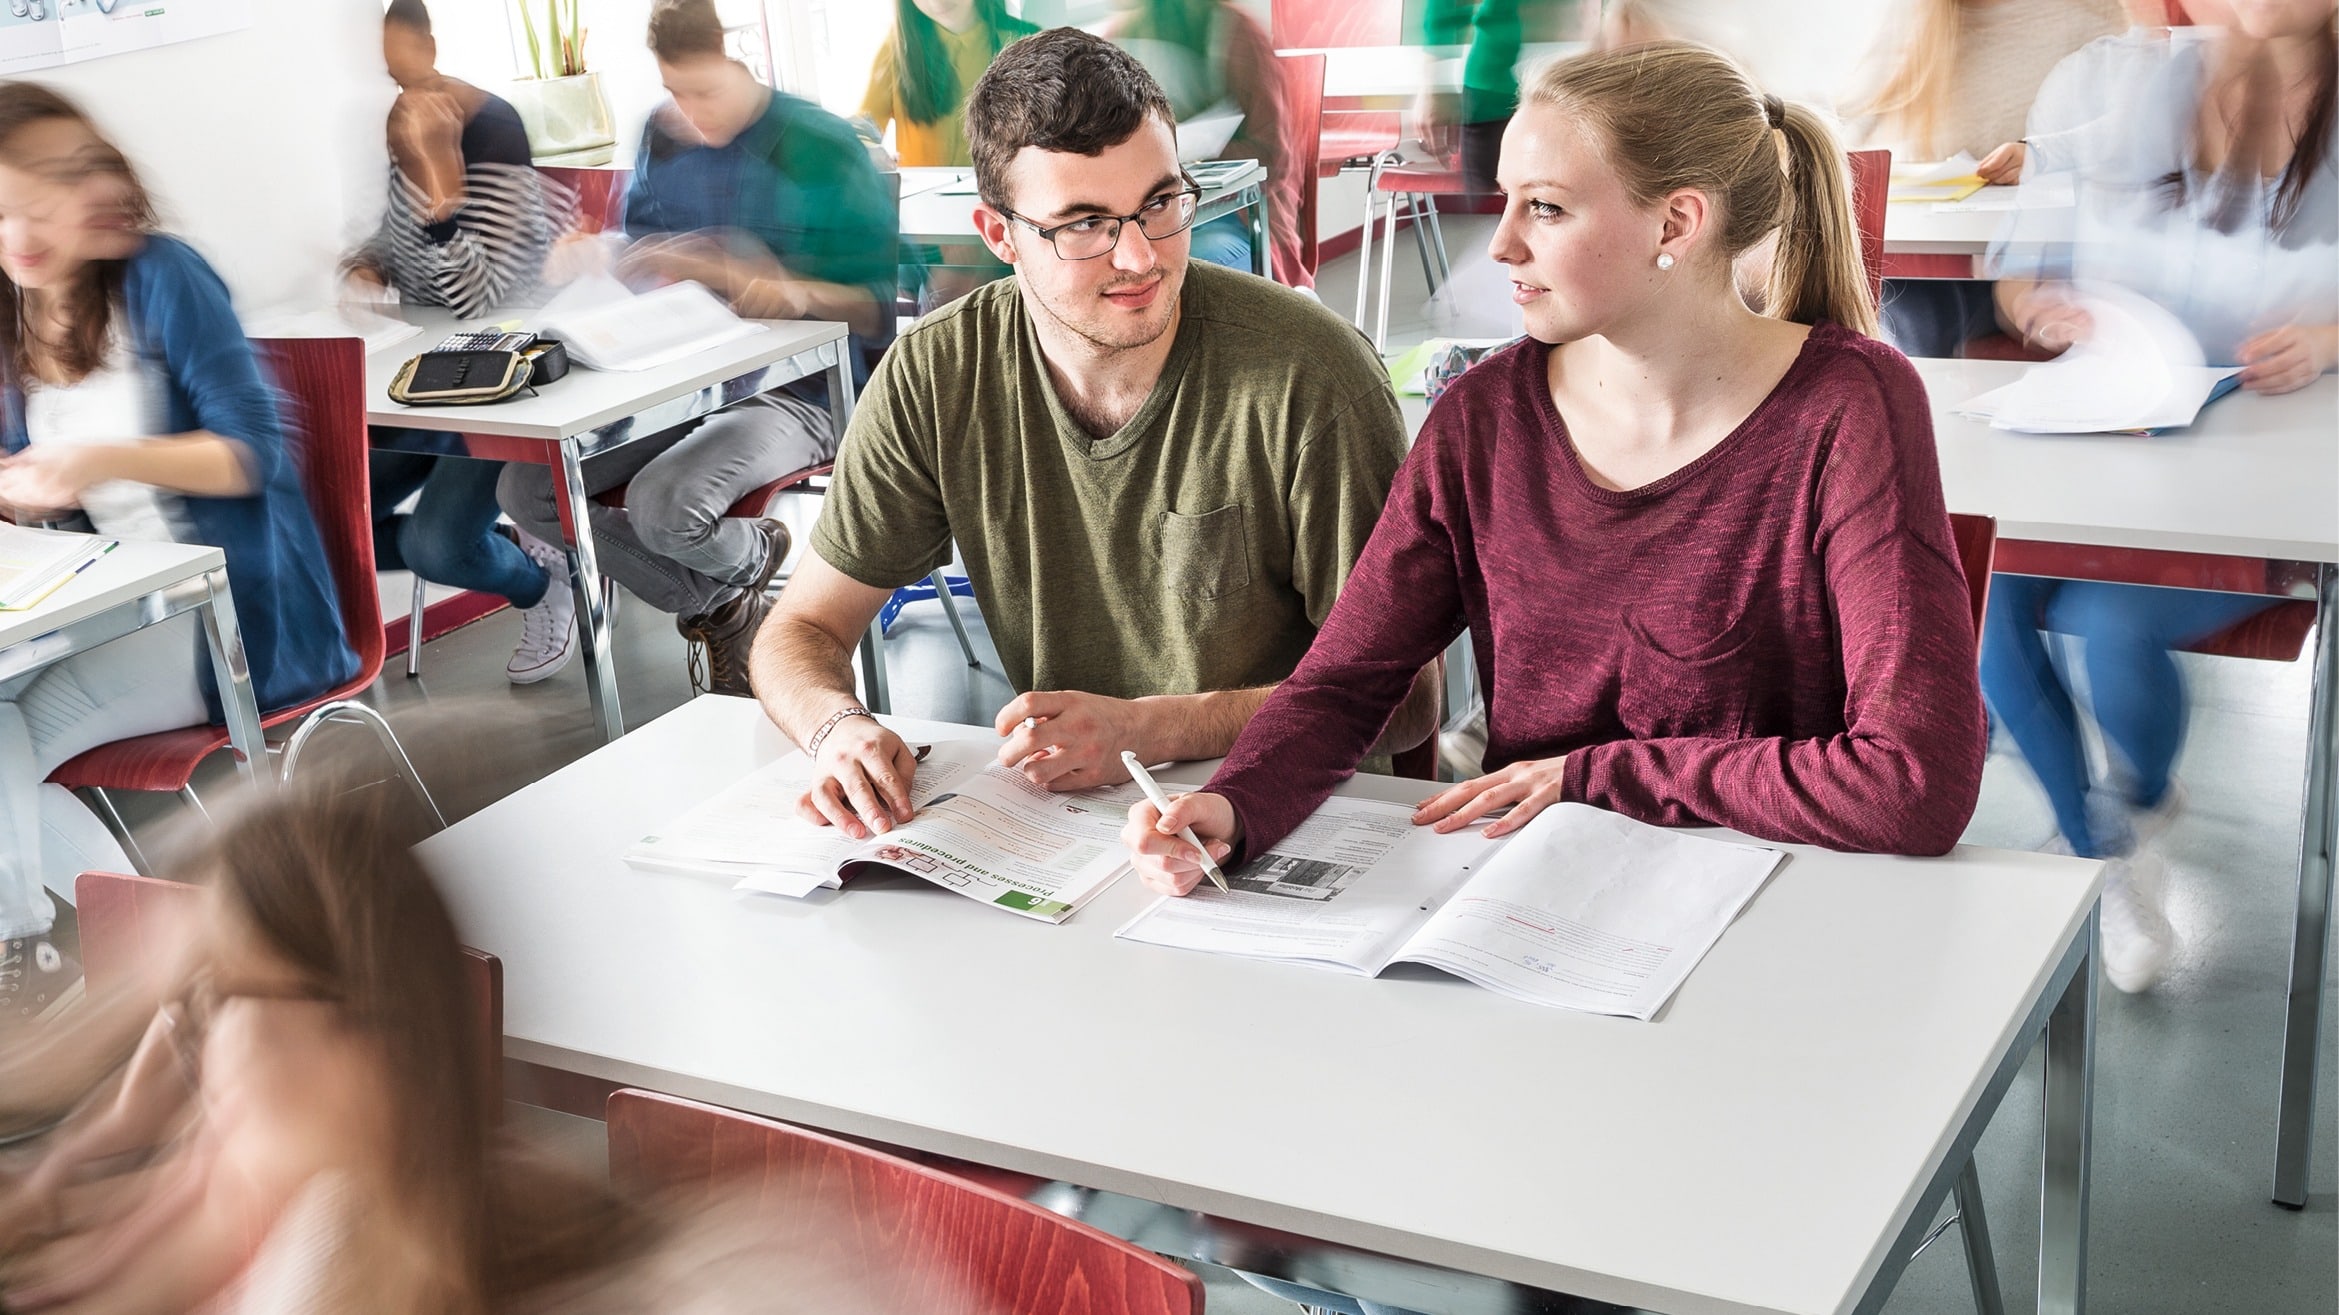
861 0 1039 166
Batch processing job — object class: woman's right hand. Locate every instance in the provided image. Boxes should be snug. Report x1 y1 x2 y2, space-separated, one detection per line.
1975 140 2026 184
1121 793 1238 897
2011 285 2093 353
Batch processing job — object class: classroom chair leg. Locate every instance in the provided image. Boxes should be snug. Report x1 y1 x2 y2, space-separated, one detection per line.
406 574 426 678
177 784 212 823
1954 1156 2006 1315
80 787 154 877
932 571 981 668
278 702 447 831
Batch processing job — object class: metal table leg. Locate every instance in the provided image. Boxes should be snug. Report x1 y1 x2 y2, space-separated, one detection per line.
556 441 624 742
2039 907 2097 1315
824 339 857 441
199 569 271 790
1246 185 1271 279
2274 562 2337 1207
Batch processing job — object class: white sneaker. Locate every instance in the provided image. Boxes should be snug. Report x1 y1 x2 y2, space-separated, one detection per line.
507 533 577 685
2098 851 2176 993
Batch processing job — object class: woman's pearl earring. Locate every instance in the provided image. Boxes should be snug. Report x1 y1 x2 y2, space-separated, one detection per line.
1656 252 1676 270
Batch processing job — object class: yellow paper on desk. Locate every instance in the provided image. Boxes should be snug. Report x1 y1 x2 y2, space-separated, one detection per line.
1891 152 1987 203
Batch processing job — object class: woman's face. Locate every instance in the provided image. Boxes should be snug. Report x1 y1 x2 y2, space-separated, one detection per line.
0 118 108 292
1486 103 1678 344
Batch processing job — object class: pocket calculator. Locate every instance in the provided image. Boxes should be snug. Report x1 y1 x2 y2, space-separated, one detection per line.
433 330 537 353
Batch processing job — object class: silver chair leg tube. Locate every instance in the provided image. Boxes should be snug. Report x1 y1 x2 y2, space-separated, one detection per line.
1354 156 1386 328
406 574 427 678
1409 194 1439 292
178 784 211 822
279 701 448 830
81 787 153 876
859 618 892 715
1423 194 1452 284
2274 562 2338 1207
1955 1157 2006 1315
1374 177 1402 354
931 571 980 668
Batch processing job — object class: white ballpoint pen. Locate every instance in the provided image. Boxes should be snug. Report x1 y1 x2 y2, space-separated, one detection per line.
1120 750 1230 893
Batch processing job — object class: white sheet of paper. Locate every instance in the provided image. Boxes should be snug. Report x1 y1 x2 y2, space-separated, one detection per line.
1952 282 2238 433
1393 804 1782 1019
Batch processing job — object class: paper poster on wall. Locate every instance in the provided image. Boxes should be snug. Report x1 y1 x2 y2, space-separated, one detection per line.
0 0 252 77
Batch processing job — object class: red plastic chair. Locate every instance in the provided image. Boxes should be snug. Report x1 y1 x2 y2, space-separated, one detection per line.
1271 0 1406 178
605 1089 1200 1315
1277 53 1328 283
539 165 630 235
47 338 442 832
1949 513 1997 639
75 871 505 1105
1847 148 1890 305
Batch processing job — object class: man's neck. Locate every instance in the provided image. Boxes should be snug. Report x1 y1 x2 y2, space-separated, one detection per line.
1025 294 1183 438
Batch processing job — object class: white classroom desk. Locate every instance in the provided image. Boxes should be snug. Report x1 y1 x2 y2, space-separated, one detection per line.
363 308 853 743
1919 359 2339 1207
1880 188 2072 279
0 539 266 786
897 161 1273 279
421 694 2103 1315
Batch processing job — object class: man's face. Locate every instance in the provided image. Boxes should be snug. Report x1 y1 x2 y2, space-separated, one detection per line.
658 55 760 148
983 114 1191 354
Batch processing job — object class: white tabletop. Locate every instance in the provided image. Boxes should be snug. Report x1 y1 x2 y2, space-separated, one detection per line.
0 538 223 656
1919 359 2339 564
421 695 2100 1315
361 308 848 443
1882 189 2074 256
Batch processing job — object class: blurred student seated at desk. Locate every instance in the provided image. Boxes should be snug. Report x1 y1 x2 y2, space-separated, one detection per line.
1977 0 2337 992
749 29 1439 839
498 0 898 697
349 0 577 687
0 91 356 1022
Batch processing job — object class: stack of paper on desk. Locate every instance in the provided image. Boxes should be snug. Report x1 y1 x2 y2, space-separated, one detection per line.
537 276 763 372
1117 801 1784 1020
0 524 116 611
1890 153 1987 204
627 739 1135 923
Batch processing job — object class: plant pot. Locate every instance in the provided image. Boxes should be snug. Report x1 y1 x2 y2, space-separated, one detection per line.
507 72 616 167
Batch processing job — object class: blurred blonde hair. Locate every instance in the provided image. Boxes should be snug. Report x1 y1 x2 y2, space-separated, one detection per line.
1525 41 1878 335
1856 0 1963 160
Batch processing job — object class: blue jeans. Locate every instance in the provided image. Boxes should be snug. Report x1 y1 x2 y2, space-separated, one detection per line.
370 431 548 609
1190 213 1255 275
1980 576 2275 857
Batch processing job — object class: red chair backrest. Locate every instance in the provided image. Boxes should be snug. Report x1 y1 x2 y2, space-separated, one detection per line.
1948 512 1996 640
1846 149 1890 305
251 337 383 684
540 165 630 235
74 871 507 1105
1271 0 1401 48
1278 53 1328 278
606 1089 1201 1315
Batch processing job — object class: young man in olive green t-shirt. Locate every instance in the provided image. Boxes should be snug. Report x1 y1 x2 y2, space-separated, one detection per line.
750 29 1436 839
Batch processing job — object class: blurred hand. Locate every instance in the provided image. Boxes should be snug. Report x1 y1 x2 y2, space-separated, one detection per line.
794 714 920 839
1409 88 1459 164
542 231 617 286
339 264 392 306
2014 287 2093 353
0 445 112 518
68 167 143 264
1975 141 2027 184
993 691 1148 792
388 90 467 215
1411 756 1569 838
1121 792 1238 897
2236 324 2337 395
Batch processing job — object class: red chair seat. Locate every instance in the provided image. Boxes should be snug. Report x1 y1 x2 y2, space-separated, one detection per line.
1319 122 1401 176
1372 160 1473 195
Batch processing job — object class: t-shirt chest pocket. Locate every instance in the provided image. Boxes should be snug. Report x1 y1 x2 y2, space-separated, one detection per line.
1159 504 1253 602
1616 599 1764 739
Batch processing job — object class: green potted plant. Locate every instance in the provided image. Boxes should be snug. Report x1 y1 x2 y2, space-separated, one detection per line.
506 0 616 166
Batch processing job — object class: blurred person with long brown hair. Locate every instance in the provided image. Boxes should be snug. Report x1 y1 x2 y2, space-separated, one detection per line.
1977 0 2337 994
0 85 356 1027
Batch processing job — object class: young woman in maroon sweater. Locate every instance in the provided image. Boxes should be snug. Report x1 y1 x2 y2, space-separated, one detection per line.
1123 42 1987 894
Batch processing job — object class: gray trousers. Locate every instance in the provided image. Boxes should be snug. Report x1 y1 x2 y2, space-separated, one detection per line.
496 391 834 619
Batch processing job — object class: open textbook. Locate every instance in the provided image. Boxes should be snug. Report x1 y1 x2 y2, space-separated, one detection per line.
626 740 1139 923
1117 801 1784 1020
536 274 763 372
1953 283 2242 434
0 524 116 611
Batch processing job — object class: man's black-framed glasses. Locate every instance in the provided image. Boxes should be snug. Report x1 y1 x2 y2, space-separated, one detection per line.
1000 186 1204 260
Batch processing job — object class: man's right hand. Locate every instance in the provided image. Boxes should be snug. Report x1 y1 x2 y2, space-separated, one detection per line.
795 714 921 839
1121 792 1240 898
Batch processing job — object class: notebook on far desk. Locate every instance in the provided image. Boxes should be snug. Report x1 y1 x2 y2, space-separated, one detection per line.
0 524 117 612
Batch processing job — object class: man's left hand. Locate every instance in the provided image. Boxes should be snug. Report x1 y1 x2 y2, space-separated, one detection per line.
993 691 1151 791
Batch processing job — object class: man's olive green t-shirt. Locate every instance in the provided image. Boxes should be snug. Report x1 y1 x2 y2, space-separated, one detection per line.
811 262 1409 700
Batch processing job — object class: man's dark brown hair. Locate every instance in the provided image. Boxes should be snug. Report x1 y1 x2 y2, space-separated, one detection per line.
965 27 1175 212
646 0 727 63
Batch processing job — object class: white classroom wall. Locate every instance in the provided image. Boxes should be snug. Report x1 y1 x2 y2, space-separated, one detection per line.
33 0 387 318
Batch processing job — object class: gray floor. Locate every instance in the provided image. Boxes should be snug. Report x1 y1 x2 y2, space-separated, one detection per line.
120 222 2337 1312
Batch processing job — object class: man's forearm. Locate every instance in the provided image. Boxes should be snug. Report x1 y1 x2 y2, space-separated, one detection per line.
1130 686 1277 764
750 614 866 749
